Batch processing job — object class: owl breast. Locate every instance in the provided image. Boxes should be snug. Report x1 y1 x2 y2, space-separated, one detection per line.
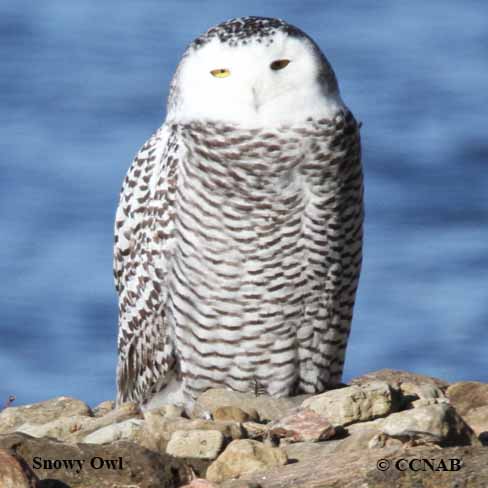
163 111 363 403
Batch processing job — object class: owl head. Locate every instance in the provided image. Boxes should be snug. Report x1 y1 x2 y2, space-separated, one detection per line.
167 17 343 127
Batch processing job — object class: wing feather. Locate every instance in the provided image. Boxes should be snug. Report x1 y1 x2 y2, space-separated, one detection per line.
114 123 179 404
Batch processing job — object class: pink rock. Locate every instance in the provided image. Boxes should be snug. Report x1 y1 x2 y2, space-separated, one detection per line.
269 408 335 442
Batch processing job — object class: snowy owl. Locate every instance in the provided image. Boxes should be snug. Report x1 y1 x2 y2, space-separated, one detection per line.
114 17 363 412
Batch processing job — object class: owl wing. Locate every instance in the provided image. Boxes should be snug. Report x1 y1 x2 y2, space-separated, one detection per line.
114 123 179 405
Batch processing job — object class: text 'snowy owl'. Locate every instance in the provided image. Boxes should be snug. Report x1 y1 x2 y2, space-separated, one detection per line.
114 17 363 412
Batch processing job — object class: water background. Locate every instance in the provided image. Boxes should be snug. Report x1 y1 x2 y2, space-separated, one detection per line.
1 0 487 407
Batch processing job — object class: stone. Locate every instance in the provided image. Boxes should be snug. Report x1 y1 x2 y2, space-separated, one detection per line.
194 388 308 422
447 381 488 416
243 421 269 440
268 408 335 443
463 405 488 438
92 400 115 417
284 441 339 463
212 406 259 423
144 404 184 419
230 445 488 487
0 432 211 487
400 381 447 409
13 401 142 443
206 439 287 482
0 448 39 488
333 419 384 452
67 401 141 442
302 381 395 426
145 415 243 442
82 418 145 444
15 415 94 441
380 403 479 447
180 479 219 488
166 430 224 459
401 381 445 400
351 369 449 390
0 396 92 434
220 481 262 488
143 414 244 454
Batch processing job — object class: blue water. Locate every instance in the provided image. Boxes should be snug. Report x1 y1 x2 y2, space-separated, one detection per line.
1 1 487 407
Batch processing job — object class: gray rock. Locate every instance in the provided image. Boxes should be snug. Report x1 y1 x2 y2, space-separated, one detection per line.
302 381 395 426
207 439 287 482
0 397 92 434
0 448 39 488
166 429 224 459
82 418 145 444
380 403 480 446
194 388 308 422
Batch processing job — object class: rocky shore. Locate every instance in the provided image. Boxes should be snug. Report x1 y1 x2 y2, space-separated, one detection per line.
1 369 487 487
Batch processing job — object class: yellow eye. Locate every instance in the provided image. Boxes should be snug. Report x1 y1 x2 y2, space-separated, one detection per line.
210 68 231 78
270 59 291 71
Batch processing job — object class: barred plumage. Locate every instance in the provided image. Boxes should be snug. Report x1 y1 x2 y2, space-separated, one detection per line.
114 17 363 411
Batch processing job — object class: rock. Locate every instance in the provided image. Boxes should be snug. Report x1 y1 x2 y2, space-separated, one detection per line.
67 402 141 442
447 381 488 416
243 421 269 440
180 479 219 488
206 439 287 482
400 381 447 408
166 430 224 459
380 403 479 447
284 441 339 462
230 445 488 487
333 419 384 452
212 406 259 423
0 432 210 487
13 401 142 443
82 418 145 444
268 408 335 443
463 405 488 438
144 404 184 419
145 415 243 441
143 414 244 454
220 481 262 488
0 448 39 488
302 381 395 426
15 415 94 441
351 369 449 390
0 397 92 434
92 400 115 417
194 388 308 422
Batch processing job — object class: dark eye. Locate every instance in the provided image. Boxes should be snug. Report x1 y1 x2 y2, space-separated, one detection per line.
270 59 291 71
